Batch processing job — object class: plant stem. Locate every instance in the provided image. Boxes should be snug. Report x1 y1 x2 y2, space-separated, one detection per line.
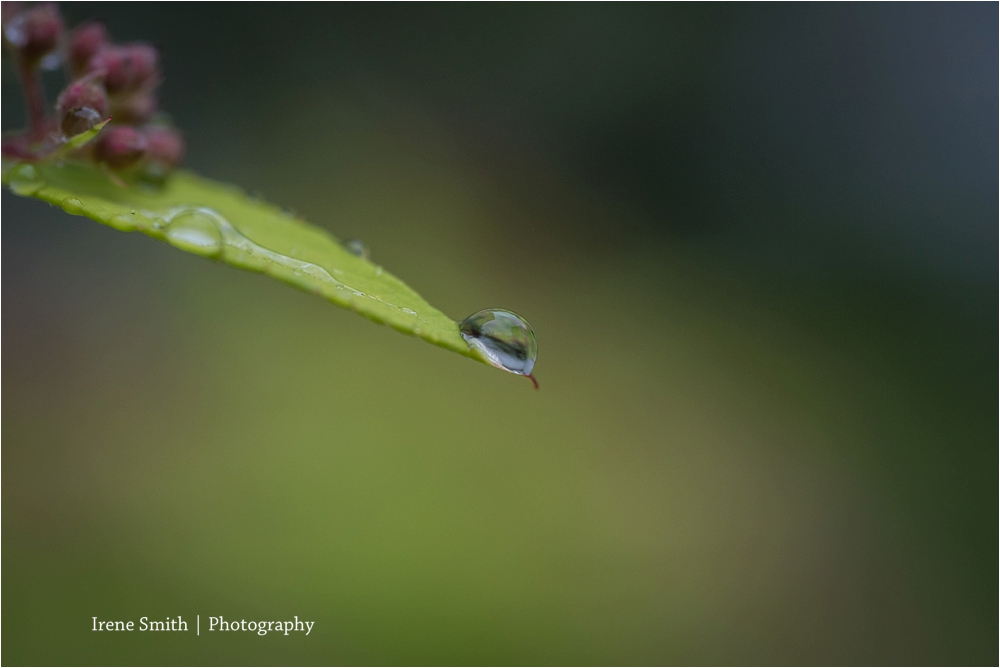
20 61 47 136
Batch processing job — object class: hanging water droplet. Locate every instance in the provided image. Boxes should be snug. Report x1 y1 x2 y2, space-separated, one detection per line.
61 197 85 216
8 163 43 196
343 238 370 260
460 308 538 387
163 210 223 257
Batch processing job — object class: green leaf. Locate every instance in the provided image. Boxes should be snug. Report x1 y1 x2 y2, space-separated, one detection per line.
2 159 481 362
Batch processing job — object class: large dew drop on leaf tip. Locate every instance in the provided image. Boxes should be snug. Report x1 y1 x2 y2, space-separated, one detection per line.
460 309 538 386
163 210 223 258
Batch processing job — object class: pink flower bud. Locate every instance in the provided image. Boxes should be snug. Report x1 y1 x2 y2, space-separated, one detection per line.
94 125 147 169
68 21 107 77
110 92 157 124
143 126 185 168
56 73 108 116
3 2 62 65
89 42 158 93
56 73 108 137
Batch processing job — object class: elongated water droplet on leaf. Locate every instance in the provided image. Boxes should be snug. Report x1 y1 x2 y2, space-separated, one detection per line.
343 238 370 260
163 210 223 257
460 309 538 387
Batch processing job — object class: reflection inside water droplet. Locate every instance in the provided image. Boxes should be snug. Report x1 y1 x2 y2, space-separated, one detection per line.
163 210 223 257
343 238 370 260
460 309 538 386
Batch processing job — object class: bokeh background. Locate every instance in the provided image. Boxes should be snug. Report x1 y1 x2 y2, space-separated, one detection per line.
3 3 996 665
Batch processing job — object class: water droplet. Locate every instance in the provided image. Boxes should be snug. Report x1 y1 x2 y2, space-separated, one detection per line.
460 309 538 387
108 211 141 232
8 163 42 196
163 210 223 257
402 308 417 315
60 107 102 139
61 197 85 216
343 238 370 260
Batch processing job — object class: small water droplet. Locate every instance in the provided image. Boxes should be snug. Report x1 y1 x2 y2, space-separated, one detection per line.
343 238 370 260
62 197 85 216
163 210 223 257
108 211 141 232
460 309 538 386
8 163 43 196
402 308 417 315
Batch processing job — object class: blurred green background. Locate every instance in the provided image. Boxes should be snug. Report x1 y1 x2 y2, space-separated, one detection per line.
3 3 996 665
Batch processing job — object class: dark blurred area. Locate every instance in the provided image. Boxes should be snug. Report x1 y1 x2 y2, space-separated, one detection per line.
3 3 997 665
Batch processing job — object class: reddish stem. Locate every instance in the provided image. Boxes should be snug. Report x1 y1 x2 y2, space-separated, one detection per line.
527 373 539 390
20 60 47 136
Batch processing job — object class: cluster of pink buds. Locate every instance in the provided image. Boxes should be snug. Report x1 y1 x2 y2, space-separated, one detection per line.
2 2 184 180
